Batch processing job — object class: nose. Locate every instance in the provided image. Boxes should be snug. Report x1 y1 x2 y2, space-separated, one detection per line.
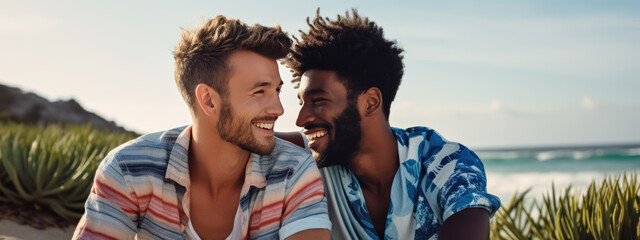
296 102 314 128
267 94 285 117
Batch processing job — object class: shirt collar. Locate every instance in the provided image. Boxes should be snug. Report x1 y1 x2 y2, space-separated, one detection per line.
165 125 192 188
165 125 268 192
242 153 268 195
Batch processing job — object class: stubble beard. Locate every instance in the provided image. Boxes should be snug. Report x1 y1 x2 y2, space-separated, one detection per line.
217 99 275 155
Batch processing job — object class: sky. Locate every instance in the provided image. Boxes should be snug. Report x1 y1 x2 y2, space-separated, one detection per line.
1 0 639 148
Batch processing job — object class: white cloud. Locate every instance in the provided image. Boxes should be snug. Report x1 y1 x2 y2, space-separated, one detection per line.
582 97 596 111
389 99 640 148
490 99 502 112
399 14 640 78
391 99 547 122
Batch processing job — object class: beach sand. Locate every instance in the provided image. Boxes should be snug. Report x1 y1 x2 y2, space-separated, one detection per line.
0 220 74 240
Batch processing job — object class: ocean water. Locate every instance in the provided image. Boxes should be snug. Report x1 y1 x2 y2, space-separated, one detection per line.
475 144 640 203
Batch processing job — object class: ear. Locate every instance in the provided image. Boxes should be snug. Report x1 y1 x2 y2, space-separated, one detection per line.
358 87 383 117
194 83 221 116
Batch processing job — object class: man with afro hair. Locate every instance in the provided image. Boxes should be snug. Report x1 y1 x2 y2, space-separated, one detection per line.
283 9 500 240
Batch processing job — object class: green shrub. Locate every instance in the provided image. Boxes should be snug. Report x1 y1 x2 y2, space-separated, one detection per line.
0 122 135 221
491 173 640 240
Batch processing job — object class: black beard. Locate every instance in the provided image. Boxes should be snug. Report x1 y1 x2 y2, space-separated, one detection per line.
316 102 362 168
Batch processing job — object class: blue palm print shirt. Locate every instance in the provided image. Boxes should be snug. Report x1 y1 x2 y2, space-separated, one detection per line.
317 126 501 240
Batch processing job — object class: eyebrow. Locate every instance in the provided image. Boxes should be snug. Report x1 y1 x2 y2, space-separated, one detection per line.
249 80 284 90
297 88 327 100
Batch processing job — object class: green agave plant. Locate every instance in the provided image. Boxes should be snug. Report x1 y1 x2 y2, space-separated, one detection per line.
491 173 640 240
0 122 135 221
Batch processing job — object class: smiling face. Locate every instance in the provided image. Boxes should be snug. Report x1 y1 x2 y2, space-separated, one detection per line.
296 69 363 167
218 50 284 155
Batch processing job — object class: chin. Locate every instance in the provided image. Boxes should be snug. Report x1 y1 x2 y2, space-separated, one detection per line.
311 150 321 160
251 145 274 155
258 142 276 155
242 137 276 155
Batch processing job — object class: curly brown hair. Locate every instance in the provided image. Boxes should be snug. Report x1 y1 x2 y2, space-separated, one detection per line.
284 9 404 119
174 16 292 113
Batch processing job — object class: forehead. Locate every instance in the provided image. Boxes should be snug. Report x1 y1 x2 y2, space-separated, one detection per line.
298 69 347 97
227 50 281 89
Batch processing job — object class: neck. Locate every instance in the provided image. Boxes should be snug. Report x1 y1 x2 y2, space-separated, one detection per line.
348 118 398 194
189 120 249 193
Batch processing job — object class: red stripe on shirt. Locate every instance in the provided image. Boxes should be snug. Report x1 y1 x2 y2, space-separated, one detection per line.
94 180 137 214
147 205 181 226
283 178 325 218
78 228 120 240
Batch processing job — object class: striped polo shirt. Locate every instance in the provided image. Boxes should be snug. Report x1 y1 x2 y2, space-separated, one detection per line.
73 125 330 240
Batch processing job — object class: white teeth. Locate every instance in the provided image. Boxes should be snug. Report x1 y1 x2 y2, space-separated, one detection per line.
307 131 326 140
254 123 274 130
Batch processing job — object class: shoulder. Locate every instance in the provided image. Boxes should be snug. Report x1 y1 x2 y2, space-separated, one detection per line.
392 126 444 146
257 137 316 178
394 126 481 167
275 131 306 149
268 137 314 165
101 126 187 178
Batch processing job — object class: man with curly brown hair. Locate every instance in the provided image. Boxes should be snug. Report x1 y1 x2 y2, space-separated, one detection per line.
283 9 501 240
73 16 331 240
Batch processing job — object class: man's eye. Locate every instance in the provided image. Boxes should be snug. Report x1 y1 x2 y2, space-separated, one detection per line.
254 90 265 95
312 98 327 105
276 87 282 93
